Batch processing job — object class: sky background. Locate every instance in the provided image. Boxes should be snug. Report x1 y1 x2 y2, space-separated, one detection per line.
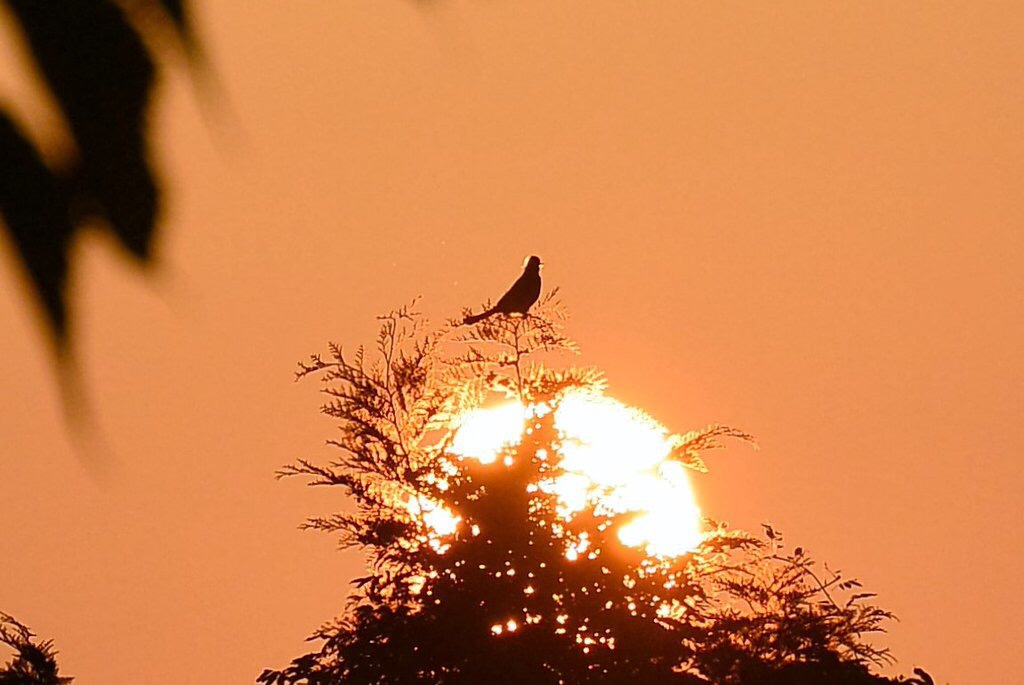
2 2 1022 683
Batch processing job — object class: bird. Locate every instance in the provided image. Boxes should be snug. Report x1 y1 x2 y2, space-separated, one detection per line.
464 256 542 325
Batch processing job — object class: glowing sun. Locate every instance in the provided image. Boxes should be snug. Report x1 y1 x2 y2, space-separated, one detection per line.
448 389 704 558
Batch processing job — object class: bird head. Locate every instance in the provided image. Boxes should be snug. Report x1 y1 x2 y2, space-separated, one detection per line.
524 255 542 270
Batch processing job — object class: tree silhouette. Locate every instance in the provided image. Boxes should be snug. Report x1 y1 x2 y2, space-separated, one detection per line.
0 613 72 684
0 0 198 355
261 298 933 684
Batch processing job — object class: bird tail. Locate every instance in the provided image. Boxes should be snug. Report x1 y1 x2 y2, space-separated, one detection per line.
464 308 495 325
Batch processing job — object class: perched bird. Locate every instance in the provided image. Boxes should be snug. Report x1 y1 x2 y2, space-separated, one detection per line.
464 256 542 325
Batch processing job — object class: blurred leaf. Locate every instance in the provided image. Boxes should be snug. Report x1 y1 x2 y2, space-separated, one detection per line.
0 0 200 364
5 0 160 261
150 0 203 64
154 0 188 30
0 111 73 349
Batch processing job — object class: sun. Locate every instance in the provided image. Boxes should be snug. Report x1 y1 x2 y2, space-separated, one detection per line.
446 389 704 558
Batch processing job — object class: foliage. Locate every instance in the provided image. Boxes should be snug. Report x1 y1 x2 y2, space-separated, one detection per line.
0 0 198 354
0 613 71 684
692 525 933 685
262 300 930 684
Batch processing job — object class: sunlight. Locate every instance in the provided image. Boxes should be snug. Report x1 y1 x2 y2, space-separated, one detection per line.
450 389 704 558
406 493 461 542
448 403 529 464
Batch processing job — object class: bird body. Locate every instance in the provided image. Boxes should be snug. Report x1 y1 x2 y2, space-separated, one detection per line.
464 256 542 325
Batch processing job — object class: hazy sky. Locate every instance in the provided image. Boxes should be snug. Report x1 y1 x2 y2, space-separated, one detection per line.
2 2 1021 683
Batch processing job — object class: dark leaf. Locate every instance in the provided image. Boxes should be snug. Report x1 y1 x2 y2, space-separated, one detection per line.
0 111 73 350
6 0 160 261
149 0 202 62
153 0 187 29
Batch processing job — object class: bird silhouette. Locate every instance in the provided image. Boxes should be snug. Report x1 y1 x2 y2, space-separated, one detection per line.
464 256 542 325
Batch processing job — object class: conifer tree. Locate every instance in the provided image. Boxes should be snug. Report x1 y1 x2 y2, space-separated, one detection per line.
261 297 931 685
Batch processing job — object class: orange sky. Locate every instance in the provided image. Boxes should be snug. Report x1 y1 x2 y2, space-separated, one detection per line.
2 2 1022 683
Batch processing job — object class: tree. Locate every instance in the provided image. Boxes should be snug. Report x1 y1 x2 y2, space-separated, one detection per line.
0 613 72 684
261 298 932 684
